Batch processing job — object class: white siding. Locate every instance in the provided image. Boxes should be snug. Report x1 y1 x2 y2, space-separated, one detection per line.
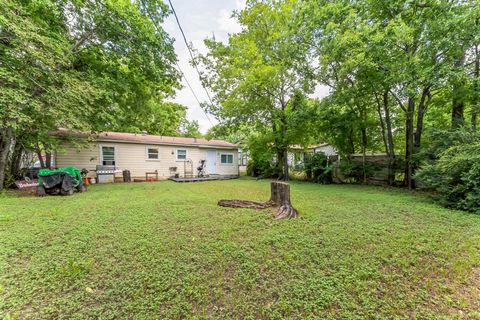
313 145 337 156
56 141 238 179
215 150 238 175
55 144 99 177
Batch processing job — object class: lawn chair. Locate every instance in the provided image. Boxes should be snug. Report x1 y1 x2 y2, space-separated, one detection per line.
197 160 207 178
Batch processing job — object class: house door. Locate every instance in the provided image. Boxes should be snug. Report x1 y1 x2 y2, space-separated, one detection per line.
206 150 216 174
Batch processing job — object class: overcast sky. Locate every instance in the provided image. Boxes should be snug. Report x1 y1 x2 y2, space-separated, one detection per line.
163 0 329 133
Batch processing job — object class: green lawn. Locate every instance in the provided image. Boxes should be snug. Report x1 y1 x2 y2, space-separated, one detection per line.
1 179 480 319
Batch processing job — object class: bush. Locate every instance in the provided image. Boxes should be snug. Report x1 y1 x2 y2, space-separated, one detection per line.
303 152 333 184
246 158 277 178
339 160 379 183
416 142 480 213
246 132 280 178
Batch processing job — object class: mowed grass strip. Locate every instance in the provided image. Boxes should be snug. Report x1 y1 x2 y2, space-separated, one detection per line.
1 179 480 319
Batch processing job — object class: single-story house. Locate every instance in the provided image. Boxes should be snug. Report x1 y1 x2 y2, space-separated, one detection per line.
288 143 338 168
55 131 239 181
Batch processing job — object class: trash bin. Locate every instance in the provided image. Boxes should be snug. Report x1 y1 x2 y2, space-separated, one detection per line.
123 170 131 183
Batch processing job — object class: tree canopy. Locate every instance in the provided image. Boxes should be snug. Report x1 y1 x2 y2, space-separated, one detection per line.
203 0 479 188
200 0 317 179
0 0 189 188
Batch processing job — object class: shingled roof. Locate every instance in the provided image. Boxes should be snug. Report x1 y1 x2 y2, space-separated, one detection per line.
56 129 237 149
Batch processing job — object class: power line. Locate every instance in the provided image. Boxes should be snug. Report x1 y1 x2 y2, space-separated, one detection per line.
175 62 213 125
167 0 216 107
176 63 202 107
141 0 213 126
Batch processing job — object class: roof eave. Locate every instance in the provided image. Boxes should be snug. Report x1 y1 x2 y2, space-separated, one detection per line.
96 137 238 149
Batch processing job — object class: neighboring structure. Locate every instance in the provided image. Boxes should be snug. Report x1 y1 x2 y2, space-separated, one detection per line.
55 131 239 181
238 148 249 173
288 143 338 168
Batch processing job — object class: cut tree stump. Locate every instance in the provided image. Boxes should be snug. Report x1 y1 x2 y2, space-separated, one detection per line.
218 181 299 219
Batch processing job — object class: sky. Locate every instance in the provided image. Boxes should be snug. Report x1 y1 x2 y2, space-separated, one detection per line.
163 0 329 133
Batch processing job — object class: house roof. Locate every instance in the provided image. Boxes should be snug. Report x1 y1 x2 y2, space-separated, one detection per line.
55 129 237 149
289 143 331 150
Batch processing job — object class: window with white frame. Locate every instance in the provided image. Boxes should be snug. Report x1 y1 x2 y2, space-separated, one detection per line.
146 147 160 160
220 153 234 164
176 149 187 160
101 146 116 166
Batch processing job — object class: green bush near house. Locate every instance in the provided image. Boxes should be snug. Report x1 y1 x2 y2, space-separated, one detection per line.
303 152 333 184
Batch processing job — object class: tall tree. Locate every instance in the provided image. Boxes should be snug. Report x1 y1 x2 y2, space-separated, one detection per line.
0 0 183 189
309 0 471 188
200 0 315 180
0 0 90 187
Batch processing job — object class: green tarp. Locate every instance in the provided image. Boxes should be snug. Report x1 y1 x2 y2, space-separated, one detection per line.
38 167 82 187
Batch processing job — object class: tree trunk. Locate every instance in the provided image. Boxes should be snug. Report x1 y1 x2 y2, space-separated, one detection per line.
473 44 479 132
360 126 367 183
414 87 431 150
36 147 45 168
45 152 52 169
0 127 13 191
348 128 355 154
272 121 283 179
218 181 299 219
404 97 415 190
376 96 388 156
452 51 466 129
383 91 396 185
283 149 289 182
279 99 289 181
276 150 285 179
383 91 395 157
9 139 23 181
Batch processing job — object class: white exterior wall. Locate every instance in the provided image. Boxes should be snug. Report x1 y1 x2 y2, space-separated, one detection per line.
313 145 337 156
213 149 238 175
55 141 238 179
288 145 338 167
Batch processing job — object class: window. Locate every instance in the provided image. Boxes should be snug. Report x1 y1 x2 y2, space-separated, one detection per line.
177 149 187 160
101 146 116 166
147 147 159 160
221 154 234 164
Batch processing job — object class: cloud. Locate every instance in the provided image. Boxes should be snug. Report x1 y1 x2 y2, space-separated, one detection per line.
164 0 341 134
311 84 330 100
235 0 246 10
217 9 242 35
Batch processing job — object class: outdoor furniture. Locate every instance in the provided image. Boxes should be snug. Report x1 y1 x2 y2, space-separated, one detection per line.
183 159 193 178
145 170 158 182
169 167 178 178
197 160 207 178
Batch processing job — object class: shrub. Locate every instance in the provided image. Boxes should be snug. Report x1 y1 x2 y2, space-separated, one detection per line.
339 160 379 183
416 142 480 213
246 158 277 178
303 152 333 184
416 128 480 213
246 133 280 178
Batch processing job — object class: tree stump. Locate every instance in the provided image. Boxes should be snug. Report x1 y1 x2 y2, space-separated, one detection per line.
268 181 299 219
218 181 299 219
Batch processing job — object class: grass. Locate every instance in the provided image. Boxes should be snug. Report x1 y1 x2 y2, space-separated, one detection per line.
1 179 480 319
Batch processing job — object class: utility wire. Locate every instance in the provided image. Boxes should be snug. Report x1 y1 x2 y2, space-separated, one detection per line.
175 62 213 125
167 0 216 107
142 0 213 125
